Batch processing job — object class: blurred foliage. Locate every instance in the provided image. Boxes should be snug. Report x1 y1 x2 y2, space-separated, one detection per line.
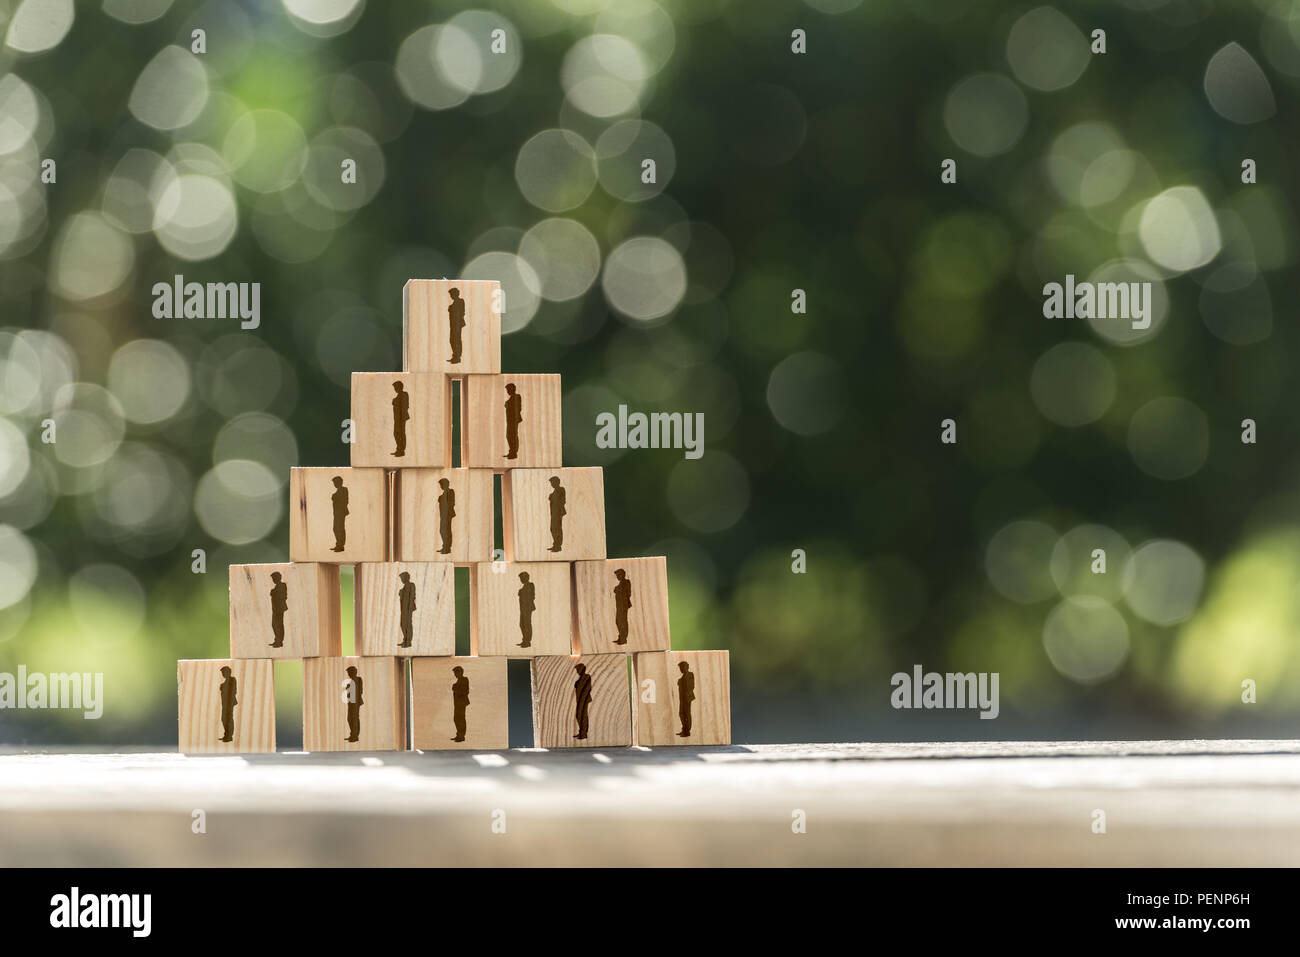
1 0 1299 744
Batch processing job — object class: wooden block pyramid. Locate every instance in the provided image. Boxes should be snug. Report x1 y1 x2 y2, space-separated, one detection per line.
178 279 732 753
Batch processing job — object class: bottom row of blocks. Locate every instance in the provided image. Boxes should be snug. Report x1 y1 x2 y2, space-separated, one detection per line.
177 651 730 754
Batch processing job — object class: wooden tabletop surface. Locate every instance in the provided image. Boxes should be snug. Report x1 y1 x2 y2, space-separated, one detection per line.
2 740 1298 865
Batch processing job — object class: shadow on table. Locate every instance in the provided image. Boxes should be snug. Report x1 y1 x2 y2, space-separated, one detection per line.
231 744 755 779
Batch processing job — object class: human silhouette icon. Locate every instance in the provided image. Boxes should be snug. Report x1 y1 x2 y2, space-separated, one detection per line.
612 568 632 645
437 477 455 554
344 665 364 742
330 475 349 552
269 571 288 648
218 666 237 742
504 382 523 460
677 662 695 738
451 665 470 742
447 287 465 364
517 571 536 648
573 663 592 740
547 475 566 552
398 571 417 648
391 381 409 457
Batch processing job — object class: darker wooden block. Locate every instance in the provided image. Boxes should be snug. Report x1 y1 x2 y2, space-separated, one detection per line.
530 653 631 748
410 656 508 750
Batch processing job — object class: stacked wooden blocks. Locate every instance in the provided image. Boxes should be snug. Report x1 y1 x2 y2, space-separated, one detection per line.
178 279 732 754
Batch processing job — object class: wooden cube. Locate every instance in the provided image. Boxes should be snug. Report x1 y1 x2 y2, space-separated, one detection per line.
531 653 631 748
632 651 731 747
469 561 572 658
464 374 562 469
178 659 275 754
573 557 670 655
350 372 451 468
355 562 454 656
228 563 340 659
403 279 501 374
410 656 508 751
302 656 406 752
503 467 606 562
290 467 387 563
392 468 494 563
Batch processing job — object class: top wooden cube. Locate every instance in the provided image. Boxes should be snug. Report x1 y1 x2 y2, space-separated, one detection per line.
404 279 501 374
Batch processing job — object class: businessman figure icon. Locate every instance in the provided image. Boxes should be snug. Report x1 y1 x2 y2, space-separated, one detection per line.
391 380 409 457
448 287 466 364
330 475 349 552
451 665 470 742
269 571 288 648
218 666 238 743
437 477 455 554
612 568 632 645
398 572 417 649
677 662 695 738
504 382 522 460
517 571 535 648
344 665 364 743
573 663 592 740
547 476 566 552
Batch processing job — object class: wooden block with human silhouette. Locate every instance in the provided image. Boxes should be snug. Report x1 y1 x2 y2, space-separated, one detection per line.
302 656 406 752
574 557 670 655
392 468 493 563
464 373 562 469
228 563 340 660
410 656 508 750
403 279 501 374
530 653 631 748
632 651 731 747
290 467 387 563
503 467 606 562
469 561 572 658
350 372 451 468
355 561 454 656
178 658 276 754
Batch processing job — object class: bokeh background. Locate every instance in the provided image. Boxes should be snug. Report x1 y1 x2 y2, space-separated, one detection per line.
1 0 1298 746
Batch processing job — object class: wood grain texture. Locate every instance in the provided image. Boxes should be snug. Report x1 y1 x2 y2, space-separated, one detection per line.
633 651 730 747
503 467 606 562
177 659 275 754
22 743 1300 866
350 372 451 468
464 374 562 468
289 467 387 563
410 656 507 751
531 653 631 748
302 656 406 752
470 561 572 658
229 563 340 659
392 468 493 563
574 557 669 655
355 562 454 656
403 279 501 374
